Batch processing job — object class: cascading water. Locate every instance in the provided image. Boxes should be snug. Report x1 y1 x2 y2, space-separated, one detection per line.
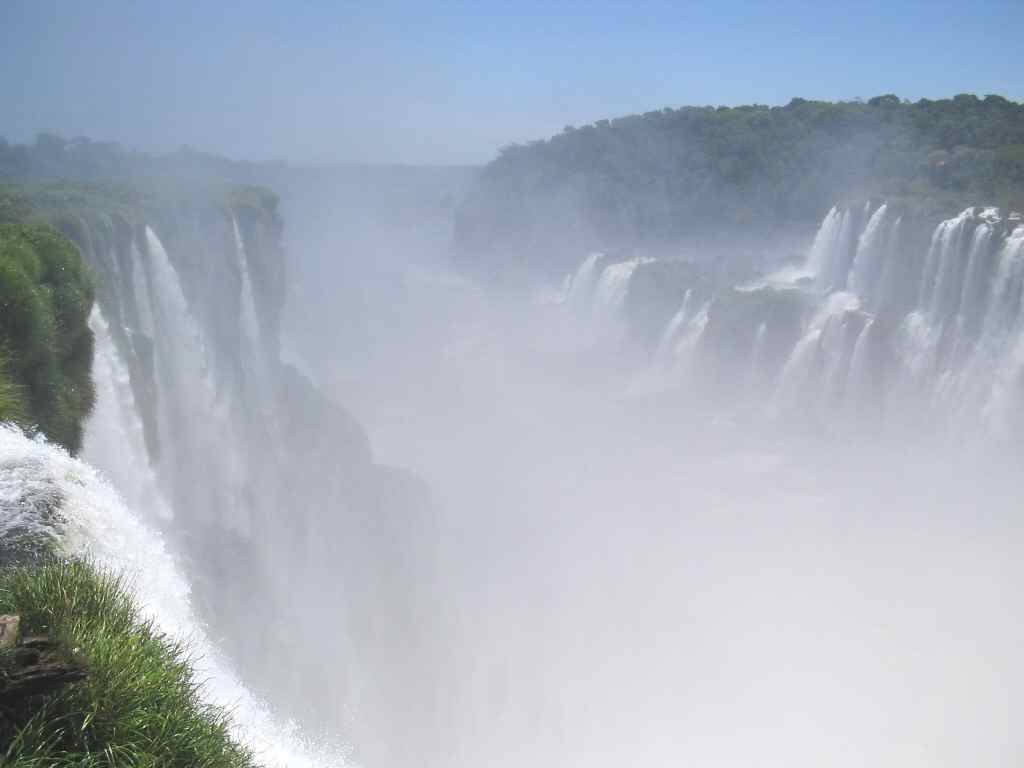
130 237 157 338
143 226 249 536
806 205 843 287
563 255 654 349
775 291 861 410
591 259 644 326
654 289 693 366
0 425 345 768
847 203 889 303
631 202 1024 440
84 306 171 522
233 216 273 416
845 317 875 407
565 252 603 314
673 301 710 366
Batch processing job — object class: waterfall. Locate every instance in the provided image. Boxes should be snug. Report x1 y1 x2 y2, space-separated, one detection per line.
233 216 274 419
670 300 710 369
806 206 843 287
847 203 889 303
592 259 642 321
654 289 693 365
233 218 262 351
623 203 1024 438
846 317 875 405
976 225 1024 435
775 291 860 408
83 306 171 522
143 226 248 536
0 425 345 768
565 253 603 314
920 209 973 321
234 218 263 356
130 237 156 338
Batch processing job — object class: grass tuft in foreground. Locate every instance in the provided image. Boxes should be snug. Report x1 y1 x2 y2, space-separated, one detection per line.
0 558 257 767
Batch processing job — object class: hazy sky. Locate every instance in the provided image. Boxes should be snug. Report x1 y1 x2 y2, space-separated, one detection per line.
2 0 1019 165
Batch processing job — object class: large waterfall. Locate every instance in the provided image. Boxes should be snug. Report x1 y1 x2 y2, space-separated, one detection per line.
565 202 1024 441
0 425 344 767
46 202 441 767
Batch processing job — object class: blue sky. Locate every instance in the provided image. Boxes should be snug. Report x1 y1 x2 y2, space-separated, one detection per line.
1 0 1019 165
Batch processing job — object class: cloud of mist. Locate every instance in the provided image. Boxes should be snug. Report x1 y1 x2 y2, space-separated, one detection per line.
275 170 1024 768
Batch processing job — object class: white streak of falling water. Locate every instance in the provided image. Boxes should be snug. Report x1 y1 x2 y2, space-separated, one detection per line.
592 260 640 317
0 426 347 768
233 217 273 419
565 253 603 314
130 238 156 338
847 203 889 302
654 289 693 366
806 206 842 286
747 321 768 388
873 216 902 310
922 210 972 321
83 306 171 522
589 259 650 342
233 217 264 360
776 291 860 406
144 227 248 537
846 317 875 406
981 225 1024 435
671 300 710 366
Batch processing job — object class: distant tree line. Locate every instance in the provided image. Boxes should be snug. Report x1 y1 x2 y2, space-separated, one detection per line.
454 94 1024 277
0 134 270 187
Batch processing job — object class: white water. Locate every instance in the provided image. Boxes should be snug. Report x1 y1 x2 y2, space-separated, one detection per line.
130 237 156 338
234 217 264 360
0 425 347 767
847 203 889 302
775 291 861 409
144 226 249 536
591 258 646 332
606 202 1024 440
233 216 273 416
83 306 171 522
654 289 693 365
565 252 603 314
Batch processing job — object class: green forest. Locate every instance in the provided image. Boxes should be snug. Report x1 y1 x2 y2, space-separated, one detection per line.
455 94 1024 275
0 194 94 452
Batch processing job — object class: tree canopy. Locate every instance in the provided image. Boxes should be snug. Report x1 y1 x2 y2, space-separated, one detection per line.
455 94 1024 275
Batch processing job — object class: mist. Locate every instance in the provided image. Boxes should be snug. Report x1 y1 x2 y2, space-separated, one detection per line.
2 4 1023 767
268 171 1024 767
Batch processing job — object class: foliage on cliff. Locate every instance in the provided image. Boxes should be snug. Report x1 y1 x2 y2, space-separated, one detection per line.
0 201 94 452
455 93 1024 274
0 558 257 767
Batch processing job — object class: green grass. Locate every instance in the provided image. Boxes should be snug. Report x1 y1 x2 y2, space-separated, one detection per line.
0 559 258 767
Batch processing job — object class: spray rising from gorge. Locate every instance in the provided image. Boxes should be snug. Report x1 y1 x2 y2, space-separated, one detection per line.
3 89 1024 768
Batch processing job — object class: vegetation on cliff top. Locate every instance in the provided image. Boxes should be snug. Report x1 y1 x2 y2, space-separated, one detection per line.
0 206 94 452
0 558 257 767
455 93 1024 273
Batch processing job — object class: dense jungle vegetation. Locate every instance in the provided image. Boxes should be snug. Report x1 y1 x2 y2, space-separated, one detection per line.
0 194 94 452
454 94 1024 275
